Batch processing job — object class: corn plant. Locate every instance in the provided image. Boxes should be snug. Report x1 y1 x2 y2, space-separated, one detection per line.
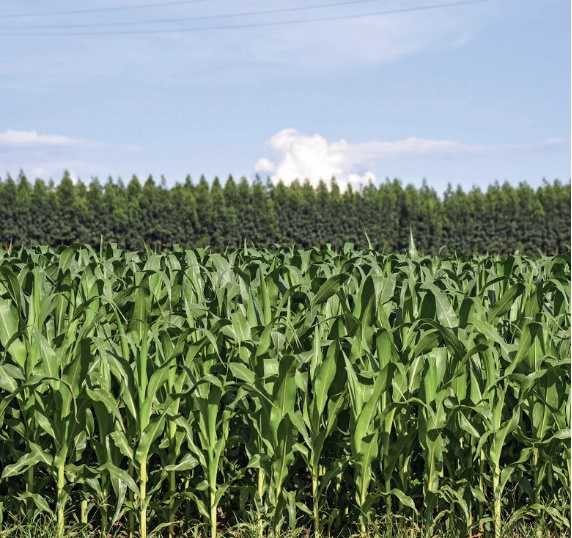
0 245 568 538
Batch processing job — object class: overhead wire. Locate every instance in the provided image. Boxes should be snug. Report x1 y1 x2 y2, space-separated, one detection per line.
2 0 439 30
0 0 217 19
1 0 489 36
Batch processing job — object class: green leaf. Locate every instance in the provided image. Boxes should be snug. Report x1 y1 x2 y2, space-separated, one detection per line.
311 274 349 306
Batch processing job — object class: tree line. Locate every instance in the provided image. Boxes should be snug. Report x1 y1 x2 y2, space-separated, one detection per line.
0 171 569 255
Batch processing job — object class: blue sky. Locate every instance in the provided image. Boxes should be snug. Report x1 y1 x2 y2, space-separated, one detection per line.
0 0 569 192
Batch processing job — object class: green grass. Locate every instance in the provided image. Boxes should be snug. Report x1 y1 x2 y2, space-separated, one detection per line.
0 516 568 538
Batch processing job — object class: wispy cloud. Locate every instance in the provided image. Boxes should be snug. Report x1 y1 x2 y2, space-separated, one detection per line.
255 128 568 189
242 3 487 68
0 129 139 181
26 160 110 183
349 136 567 159
0 0 492 90
0 129 104 150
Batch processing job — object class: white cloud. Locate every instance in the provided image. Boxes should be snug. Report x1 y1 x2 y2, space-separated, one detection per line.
26 161 110 183
244 5 485 69
255 128 375 190
351 136 567 158
165 0 491 74
255 128 567 190
0 129 142 182
0 1 491 87
0 129 102 149
255 128 475 189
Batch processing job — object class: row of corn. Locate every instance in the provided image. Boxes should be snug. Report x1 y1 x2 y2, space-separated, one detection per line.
0 244 569 537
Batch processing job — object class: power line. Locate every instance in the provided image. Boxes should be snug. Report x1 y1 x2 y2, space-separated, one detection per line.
0 0 216 19
2 0 417 30
1 0 489 36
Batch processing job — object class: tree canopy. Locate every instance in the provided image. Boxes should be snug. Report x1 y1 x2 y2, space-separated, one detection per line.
0 172 569 255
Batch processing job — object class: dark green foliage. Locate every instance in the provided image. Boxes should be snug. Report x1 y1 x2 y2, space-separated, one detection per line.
0 172 569 255
0 245 569 537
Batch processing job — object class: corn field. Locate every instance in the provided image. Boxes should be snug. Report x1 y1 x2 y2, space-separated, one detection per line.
0 244 569 537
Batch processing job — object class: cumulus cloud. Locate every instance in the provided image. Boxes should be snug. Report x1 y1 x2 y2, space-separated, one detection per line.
255 129 567 190
255 129 376 191
255 129 474 189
